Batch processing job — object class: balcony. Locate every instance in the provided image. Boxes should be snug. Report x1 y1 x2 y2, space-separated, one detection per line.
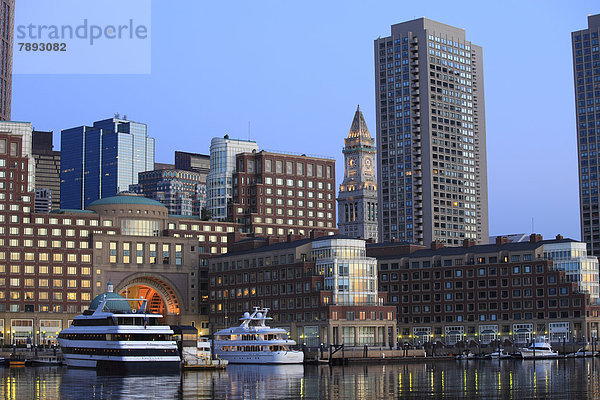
411 89 420 96
411 60 419 67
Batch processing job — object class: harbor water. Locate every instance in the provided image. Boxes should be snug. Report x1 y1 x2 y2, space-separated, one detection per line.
1 359 600 399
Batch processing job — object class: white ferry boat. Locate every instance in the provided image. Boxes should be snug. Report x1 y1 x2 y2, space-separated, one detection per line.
520 337 560 359
58 284 180 372
214 308 304 364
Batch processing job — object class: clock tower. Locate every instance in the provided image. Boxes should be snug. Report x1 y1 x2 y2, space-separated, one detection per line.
337 105 378 240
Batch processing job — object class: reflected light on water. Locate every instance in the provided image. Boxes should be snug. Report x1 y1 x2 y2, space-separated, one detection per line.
0 359 599 399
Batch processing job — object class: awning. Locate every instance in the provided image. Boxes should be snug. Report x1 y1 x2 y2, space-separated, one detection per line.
515 328 532 333
480 329 496 334
446 331 463 335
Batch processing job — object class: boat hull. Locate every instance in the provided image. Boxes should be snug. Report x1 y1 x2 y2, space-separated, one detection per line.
62 354 181 372
520 350 560 359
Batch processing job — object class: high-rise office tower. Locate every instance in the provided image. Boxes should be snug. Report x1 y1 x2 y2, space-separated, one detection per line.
573 14 600 256
337 106 378 240
374 18 489 245
32 130 60 212
0 0 14 121
60 118 155 209
206 135 258 220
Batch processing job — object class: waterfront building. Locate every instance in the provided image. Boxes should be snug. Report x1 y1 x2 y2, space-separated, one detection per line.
542 238 600 301
573 14 600 256
374 18 489 245
0 130 248 344
337 106 378 240
32 131 60 212
208 234 397 347
0 0 14 121
130 169 207 217
369 235 600 344
175 151 210 181
230 150 337 237
206 136 258 221
60 117 155 210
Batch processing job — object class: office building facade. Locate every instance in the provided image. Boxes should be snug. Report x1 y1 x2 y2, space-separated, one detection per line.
573 14 600 256
32 131 60 212
60 118 155 210
174 151 210 181
130 169 207 217
374 18 488 245
0 0 13 121
337 106 378 240
230 150 337 237
206 136 258 220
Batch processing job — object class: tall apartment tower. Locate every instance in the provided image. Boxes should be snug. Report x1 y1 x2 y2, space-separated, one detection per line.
0 0 14 120
337 106 378 240
374 18 489 245
60 118 155 209
206 135 258 220
572 14 600 256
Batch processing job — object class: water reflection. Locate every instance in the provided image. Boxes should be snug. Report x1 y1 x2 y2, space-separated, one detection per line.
0 359 598 399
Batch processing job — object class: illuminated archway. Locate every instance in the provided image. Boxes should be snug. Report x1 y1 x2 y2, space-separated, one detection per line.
115 275 182 318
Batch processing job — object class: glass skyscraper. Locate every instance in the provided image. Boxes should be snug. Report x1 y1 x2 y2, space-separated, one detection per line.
573 14 600 256
60 118 155 209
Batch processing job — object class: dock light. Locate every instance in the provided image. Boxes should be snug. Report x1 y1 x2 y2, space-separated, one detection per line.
533 332 536 335
474 333 478 337
509 332 513 335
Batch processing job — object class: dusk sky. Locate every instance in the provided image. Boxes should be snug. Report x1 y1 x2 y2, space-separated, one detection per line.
11 0 599 241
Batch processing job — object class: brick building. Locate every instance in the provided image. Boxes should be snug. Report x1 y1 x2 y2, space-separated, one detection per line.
230 150 337 237
0 131 245 344
369 235 600 344
209 234 396 347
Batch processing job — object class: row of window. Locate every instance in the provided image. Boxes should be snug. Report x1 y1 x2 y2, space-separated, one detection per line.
0 252 91 263
0 290 91 301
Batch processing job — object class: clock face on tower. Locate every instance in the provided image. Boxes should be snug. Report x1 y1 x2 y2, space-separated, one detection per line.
348 158 356 167
365 157 373 170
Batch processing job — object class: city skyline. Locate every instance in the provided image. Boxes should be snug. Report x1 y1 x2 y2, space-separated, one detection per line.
11 1 600 241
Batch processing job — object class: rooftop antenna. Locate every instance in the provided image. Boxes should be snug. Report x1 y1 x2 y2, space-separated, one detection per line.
123 115 128 120
114 112 120 119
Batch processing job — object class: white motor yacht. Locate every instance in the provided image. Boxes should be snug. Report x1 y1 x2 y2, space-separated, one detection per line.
214 308 304 364
520 337 560 359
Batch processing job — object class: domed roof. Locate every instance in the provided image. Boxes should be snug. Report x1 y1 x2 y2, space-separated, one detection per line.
88 291 133 313
87 193 166 209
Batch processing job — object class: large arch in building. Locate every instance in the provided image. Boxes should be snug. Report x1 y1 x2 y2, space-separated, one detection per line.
114 274 184 320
